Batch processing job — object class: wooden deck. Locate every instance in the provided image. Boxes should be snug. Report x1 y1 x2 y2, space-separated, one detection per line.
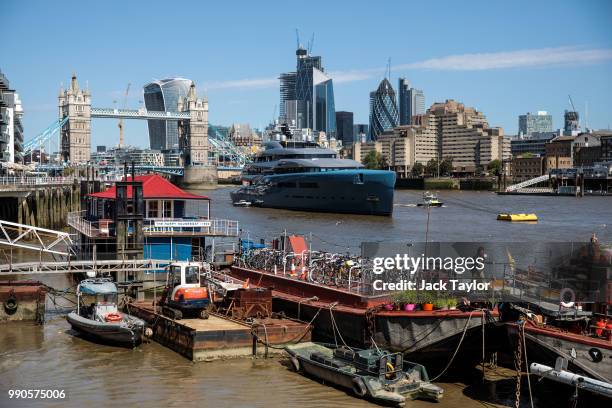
128 301 311 362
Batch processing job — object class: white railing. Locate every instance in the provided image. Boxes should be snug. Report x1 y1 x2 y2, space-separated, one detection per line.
67 211 103 238
0 176 78 187
143 218 239 237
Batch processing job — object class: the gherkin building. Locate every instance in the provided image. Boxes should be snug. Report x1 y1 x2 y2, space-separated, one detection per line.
369 78 399 140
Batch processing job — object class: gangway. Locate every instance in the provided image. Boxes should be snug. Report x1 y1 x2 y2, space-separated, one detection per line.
0 258 170 276
505 174 550 192
0 220 74 256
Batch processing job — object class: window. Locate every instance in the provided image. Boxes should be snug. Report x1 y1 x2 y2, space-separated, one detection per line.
185 266 199 284
147 201 159 218
163 200 173 218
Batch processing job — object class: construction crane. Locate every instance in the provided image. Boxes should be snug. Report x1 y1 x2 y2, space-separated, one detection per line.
308 33 315 54
118 83 130 148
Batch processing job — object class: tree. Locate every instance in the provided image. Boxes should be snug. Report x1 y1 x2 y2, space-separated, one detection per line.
411 162 424 177
425 159 438 176
440 157 454 176
487 159 502 176
362 151 387 170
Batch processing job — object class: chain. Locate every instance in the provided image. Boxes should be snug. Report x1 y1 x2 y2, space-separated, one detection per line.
514 325 523 408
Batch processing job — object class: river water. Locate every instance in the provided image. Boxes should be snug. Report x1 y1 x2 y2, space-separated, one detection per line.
0 188 609 407
205 187 610 251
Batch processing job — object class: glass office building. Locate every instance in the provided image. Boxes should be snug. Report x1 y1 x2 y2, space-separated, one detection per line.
518 111 553 137
369 78 399 140
143 78 193 150
279 72 296 123
335 111 354 144
398 77 425 125
313 68 336 138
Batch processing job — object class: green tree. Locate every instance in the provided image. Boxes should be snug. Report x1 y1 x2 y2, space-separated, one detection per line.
425 159 438 176
411 162 424 177
487 159 502 176
440 157 454 176
362 151 387 170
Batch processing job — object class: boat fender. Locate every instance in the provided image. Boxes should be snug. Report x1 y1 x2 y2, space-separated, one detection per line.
289 356 300 372
3 294 18 314
559 288 575 308
588 348 603 363
352 377 368 397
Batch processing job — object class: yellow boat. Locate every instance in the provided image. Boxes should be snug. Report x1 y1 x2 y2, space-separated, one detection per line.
497 213 538 222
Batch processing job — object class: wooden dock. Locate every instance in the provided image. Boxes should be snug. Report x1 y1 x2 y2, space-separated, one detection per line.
127 301 311 361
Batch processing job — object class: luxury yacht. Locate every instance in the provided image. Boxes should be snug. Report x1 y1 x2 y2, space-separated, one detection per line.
230 140 395 215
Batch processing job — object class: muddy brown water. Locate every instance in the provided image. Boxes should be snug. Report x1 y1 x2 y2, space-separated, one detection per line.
0 188 609 407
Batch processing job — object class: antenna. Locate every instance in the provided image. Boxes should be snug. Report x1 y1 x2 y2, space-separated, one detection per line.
585 101 589 130
295 28 300 48
386 57 392 80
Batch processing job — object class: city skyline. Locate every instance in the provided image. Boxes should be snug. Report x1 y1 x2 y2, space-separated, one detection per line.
2 0 612 149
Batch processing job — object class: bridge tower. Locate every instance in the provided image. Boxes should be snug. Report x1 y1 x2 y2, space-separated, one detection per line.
178 83 217 186
58 74 91 164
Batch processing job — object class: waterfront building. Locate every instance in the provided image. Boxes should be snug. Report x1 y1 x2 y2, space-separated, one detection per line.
162 148 183 167
564 110 580 136
229 123 261 148
423 99 510 174
511 155 546 181
518 111 553 137
0 70 24 164
143 78 193 150
572 132 604 167
350 125 436 178
600 133 612 162
90 146 165 167
335 111 354 144
369 78 399 140
97 145 107 153
545 135 574 170
510 131 558 157
398 78 425 126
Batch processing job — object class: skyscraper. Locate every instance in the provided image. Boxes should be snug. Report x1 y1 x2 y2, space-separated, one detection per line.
279 44 336 136
369 78 399 140
143 78 193 150
518 111 553 136
564 110 580 135
279 72 296 123
398 78 410 125
0 70 24 163
335 111 354 144
398 77 425 125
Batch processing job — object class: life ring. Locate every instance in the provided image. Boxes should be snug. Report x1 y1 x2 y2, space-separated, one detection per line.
105 312 123 322
352 377 368 397
559 288 575 308
3 296 18 314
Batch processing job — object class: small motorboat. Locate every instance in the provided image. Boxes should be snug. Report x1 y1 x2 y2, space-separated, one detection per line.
417 191 443 207
66 278 147 347
232 199 252 207
285 342 443 406
497 213 538 222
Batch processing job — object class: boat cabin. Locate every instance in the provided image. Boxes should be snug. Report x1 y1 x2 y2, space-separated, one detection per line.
76 278 119 321
68 174 239 268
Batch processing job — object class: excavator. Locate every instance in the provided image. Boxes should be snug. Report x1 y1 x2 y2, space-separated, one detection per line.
159 261 212 320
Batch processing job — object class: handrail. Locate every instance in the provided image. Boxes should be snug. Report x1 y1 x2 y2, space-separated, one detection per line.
0 176 79 186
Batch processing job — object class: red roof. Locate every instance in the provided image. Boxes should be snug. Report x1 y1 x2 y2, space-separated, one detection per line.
89 174 209 200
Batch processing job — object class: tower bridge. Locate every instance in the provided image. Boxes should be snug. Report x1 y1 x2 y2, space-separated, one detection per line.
22 74 249 186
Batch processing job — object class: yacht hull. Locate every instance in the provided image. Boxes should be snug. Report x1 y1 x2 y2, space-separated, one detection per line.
231 170 395 216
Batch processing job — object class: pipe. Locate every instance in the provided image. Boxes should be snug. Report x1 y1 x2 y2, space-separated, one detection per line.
529 362 612 398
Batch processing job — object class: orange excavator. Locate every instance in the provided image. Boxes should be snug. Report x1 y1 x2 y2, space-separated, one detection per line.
159 261 211 320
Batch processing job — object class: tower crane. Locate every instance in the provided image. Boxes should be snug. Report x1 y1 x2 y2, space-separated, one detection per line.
118 83 130 148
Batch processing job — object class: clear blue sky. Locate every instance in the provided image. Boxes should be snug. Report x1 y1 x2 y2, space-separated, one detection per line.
2 0 611 149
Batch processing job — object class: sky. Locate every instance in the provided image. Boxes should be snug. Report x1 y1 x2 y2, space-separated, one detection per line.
2 0 612 149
